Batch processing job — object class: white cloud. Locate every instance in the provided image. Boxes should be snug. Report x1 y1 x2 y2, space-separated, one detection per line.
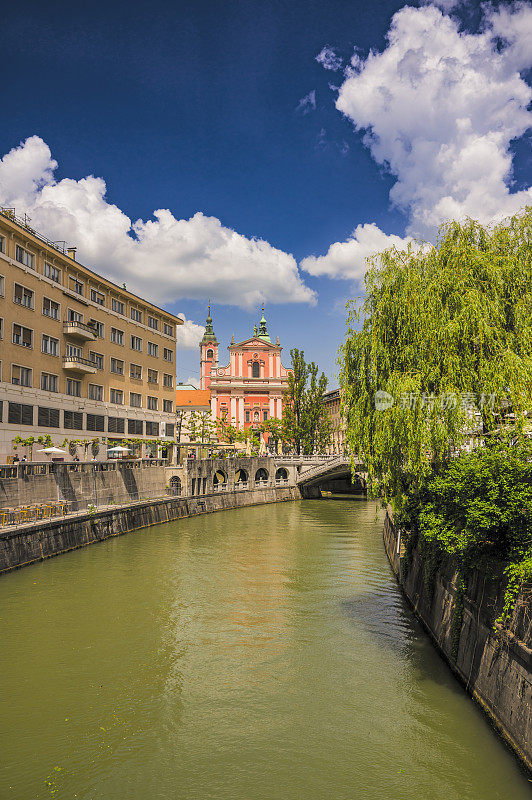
0 137 316 310
176 316 205 350
296 90 316 114
423 0 464 11
301 223 420 282
184 376 200 389
333 3 532 239
316 46 342 71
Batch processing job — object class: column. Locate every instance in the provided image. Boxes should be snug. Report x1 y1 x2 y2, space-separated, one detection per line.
230 395 237 425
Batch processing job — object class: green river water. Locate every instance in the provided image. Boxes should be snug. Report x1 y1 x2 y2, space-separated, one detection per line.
0 499 530 800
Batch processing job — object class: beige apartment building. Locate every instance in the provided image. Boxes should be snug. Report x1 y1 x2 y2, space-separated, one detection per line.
322 388 346 455
0 208 183 462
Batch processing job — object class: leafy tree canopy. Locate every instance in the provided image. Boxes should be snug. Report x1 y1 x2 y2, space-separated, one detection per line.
283 348 331 454
339 208 532 509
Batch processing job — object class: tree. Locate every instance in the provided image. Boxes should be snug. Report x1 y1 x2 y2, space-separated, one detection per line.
283 348 331 454
339 208 532 509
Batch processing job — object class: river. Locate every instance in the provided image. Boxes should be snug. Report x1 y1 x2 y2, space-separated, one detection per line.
0 500 530 799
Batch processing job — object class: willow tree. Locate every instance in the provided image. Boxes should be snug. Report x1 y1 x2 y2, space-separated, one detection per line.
339 208 532 509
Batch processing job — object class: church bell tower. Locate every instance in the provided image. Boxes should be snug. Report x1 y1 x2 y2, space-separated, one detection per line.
200 305 218 390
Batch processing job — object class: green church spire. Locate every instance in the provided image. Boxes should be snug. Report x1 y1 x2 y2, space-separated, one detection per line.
201 303 218 343
258 304 271 342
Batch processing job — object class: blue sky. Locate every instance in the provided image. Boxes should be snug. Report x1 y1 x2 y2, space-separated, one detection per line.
0 0 531 386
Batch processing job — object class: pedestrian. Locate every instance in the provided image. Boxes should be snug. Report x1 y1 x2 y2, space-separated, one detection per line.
13 454 19 464
21 455 27 462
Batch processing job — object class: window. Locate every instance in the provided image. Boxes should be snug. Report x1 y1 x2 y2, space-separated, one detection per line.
128 419 143 435
68 308 83 322
89 318 104 338
163 323 174 336
38 406 60 428
41 373 58 392
44 262 61 283
8 402 33 426
42 334 59 356
245 411 250 422
110 388 123 404
130 363 142 380
13 324 33 348
131 335 142 351
110 357 124 375
91 289 105 306
263 410 268 421
66 344 82 358
69 277 84 295
147 341 158 357
131 307 142 323
0 318 2 338
12 365 32 387
129 392 141 408
111 327 124 345
252 361 260 378
163 348 173 362
147 396 158 410
86 413 105 431
0 275 4 296
148 315 158 330
0 235 5 253
165 423 175 437
253 410 259 422
15 245 35 269
206 349 214 359
66 378 81 397
108 416 125 434
89 351 104 369
163 399 173 413
14 283 34 308
64 410 83 429
146 421 159 436
163 373 173 388
111 298 124 315
88 384 103 401
43 297 60 319
147 368 158 384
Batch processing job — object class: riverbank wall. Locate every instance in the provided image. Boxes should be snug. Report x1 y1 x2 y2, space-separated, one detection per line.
0 485 301 573
383 511 532 772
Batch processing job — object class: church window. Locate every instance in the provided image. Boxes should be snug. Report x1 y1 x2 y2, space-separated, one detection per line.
206 349 214 359
252 361 260 378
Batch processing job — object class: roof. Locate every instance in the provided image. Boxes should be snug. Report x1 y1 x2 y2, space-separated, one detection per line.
175 390 212 410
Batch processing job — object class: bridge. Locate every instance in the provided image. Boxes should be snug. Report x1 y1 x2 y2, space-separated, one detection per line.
296 455 366 497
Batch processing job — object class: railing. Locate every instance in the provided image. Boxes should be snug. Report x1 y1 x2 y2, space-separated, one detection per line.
63 320 98 337
0 207 68 253
255 479 269 487
235 481 249 490
62 355 97 369
275 478 288 486
213 483 228 492
0 459 167 479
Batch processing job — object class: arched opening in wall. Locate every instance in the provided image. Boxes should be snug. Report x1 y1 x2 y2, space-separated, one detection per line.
253 410 260 422
252 361 260 378
235 468 248 485
206 349 214 359
275 468 288 484
213 469 227 489
169 476 181 496
255 467 269 484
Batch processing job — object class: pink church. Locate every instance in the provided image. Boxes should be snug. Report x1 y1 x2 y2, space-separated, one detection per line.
199 307 292 429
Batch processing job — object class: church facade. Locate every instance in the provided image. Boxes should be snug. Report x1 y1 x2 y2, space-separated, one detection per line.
199 307 291 429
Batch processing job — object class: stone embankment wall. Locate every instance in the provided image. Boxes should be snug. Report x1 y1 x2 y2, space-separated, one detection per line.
383 511 532 772
0 485 301 573
0 461 168 510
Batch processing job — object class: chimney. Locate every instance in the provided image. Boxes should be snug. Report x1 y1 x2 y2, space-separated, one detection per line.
67 247 77 261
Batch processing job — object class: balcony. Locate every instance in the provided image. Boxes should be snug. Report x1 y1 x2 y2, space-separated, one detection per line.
63 355 98 374
63 320 97 341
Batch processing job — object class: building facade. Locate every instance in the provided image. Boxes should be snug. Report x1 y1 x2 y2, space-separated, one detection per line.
0 209 183 461
322 389 346 454
199 308 291 429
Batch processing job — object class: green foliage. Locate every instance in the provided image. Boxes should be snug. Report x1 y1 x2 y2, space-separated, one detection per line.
339 208 532 509
283 348 331 454
400 440 532 632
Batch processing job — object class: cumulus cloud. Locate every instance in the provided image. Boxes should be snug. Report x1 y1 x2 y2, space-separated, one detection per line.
176 316 205 349
333 3 532 239
184 376 201 389
0 137 316 310
424 0 464 11
316 46 342 71
296 90 316 114
301 223 420 281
